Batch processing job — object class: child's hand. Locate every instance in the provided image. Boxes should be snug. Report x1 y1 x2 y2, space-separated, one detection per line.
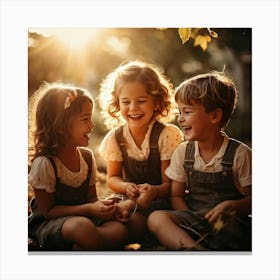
89 200 117 220
115 199 136 223
204 200 236 224
125 183 140 200
136 183 156 210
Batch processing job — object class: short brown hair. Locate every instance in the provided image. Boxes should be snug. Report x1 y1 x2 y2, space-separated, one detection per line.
175 71 237 128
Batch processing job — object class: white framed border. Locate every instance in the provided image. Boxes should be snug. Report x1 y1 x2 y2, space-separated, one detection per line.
1 1 280 279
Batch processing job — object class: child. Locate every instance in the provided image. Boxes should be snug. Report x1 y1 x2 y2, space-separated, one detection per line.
98 60 183 217
147 71 252 251
28 82 137 251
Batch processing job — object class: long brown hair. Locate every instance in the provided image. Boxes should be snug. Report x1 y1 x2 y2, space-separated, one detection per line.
28 82 93 163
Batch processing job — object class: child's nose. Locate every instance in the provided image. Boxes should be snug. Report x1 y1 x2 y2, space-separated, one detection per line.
177 114 184 123
130 101 138 110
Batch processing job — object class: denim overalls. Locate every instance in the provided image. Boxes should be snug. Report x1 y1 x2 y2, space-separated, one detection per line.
115 121 170 215
28 148 102 250
173 139 251 250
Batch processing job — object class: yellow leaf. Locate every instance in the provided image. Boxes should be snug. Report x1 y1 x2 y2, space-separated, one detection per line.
178 28 192 44
124 243 141 251
213 217 224 233
194 35 211 51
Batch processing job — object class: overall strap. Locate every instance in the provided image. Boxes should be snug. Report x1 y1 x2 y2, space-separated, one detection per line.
115 125 128 158
221 138 241 172
79 148 92 178
149 121 165 149
46 149 93 179
46 156 57 178
184 141 195 169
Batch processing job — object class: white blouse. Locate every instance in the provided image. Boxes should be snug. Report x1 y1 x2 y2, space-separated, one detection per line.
165 134 252 191
98 121 184 162
28 148 97 193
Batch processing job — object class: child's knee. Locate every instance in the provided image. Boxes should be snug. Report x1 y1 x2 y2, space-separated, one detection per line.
147 210 167 231
62 216 97 239
111 221 129 236
127 212 147 241
130 212 147 228
103 221 129 244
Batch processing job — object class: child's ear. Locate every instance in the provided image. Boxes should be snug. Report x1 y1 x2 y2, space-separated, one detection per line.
210 108 222 124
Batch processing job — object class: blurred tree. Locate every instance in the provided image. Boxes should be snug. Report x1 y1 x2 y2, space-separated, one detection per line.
28 27 251 147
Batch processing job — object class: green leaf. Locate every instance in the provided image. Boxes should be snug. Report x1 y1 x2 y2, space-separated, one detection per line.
178 28 192 44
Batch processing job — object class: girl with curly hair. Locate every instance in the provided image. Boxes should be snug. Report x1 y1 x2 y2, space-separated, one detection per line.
99 60 183 217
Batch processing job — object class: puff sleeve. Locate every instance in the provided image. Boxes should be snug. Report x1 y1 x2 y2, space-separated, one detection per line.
233 143 252 188
165 142 187 183
158 124 184 160
98 128 123 161
28 156 56 193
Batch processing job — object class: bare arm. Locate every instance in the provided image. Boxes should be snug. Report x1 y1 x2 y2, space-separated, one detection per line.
205 185 252 223
107 160 140 199
171 180 188 210
231 185 252 214
107 160 129 194
34 188 116 220
86 183 98 203
151 160 171 198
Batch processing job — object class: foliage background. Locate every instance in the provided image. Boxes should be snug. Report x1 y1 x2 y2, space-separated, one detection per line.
28 27 252 197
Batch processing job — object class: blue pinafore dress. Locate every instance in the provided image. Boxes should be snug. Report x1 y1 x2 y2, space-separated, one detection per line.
172 139 252 251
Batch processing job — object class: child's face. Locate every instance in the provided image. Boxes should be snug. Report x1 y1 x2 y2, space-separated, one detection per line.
118 81 156 130
177 100 216 141
68 100 94 147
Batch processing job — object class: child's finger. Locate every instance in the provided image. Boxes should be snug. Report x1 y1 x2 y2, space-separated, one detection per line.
130 185 139 194
205 210 218 224
122 210 129 218
101 199 114 206
127 188 139 198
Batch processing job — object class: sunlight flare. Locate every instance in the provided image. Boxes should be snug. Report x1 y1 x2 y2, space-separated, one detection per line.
29 28 98 51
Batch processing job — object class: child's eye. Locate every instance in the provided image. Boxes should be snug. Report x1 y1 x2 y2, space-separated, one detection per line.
138 100 146 103
121 101 130 105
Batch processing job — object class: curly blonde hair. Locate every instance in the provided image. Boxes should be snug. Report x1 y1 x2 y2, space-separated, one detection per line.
28 82 94 162
99 60 175 129
175 71 238 128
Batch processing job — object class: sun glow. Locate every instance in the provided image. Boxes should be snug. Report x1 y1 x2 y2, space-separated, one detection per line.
29 28 98 51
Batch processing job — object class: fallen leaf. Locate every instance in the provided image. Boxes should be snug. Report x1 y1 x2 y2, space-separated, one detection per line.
213 216 224 233
124 243 141 251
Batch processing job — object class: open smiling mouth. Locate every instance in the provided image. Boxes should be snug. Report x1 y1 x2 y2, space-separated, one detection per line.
84 133 91 140
181 126 191 133
128 114 143 120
